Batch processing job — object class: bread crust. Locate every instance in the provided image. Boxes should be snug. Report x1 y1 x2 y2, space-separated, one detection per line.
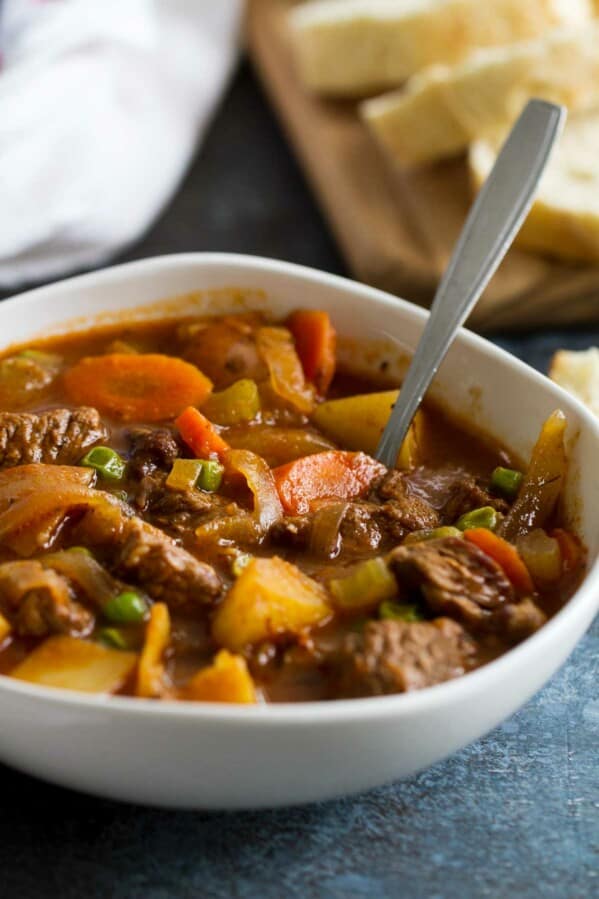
361 24 599 165
469 115 599 263
549 348 599 416
290 0 592 97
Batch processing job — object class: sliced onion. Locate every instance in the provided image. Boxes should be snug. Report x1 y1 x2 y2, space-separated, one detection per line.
226 449 283 532
196 449 283 547
0 464 124 557
500 411 567 540
226 426 335 467
309 501 348 560
195 514 262 546
256 327 315 414
0 465 95 555
42 550 120 606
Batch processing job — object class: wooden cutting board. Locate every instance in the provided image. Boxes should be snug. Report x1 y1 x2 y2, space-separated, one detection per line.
246 0 599 331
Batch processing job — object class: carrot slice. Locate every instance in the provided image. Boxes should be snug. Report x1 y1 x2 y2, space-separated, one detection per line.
550 528 583 574
272 450 386 515
287 309 336 395
176 406 230 460
464 528 535 594
64 354 212 422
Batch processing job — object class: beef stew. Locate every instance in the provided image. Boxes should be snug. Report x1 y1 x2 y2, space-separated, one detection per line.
0 309 585 703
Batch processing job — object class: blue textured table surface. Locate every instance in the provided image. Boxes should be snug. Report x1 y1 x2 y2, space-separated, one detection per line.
0 65 597 899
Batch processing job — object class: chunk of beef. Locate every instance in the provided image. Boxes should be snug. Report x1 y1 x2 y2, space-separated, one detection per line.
442 477 509 523
0 560 94 637
389 536 515 628
498 597 547 642
339 502 385 553
0 407 108 469
128 427 180 478
132 468 230 537
333 618 476 696
403 467 509 524
70 491 224 607
332 472 441 554
145 487 228 537
272 480 440 557
270 515 312 550
114 518 222 607
0 355 56 410
373 471 438 524
374 471 440 530
270 503 384 556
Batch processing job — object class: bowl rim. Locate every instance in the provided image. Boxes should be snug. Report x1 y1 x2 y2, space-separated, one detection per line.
1 251 598 724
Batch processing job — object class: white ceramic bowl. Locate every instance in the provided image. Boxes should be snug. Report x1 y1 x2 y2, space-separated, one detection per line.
0 254 597 809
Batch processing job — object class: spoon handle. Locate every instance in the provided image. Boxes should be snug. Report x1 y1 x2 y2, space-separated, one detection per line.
376 99 566 468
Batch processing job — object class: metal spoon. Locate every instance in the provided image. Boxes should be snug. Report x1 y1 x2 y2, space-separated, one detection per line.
376 99 566 468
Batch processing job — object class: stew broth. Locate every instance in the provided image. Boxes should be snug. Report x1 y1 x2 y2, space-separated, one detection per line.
0 310 584 703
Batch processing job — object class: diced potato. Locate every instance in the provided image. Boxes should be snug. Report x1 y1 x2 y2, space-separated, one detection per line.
0 611 11 643
137 603 171 698
212 556 331 651
11 636 137 693
311 391 423 468
181 650 256 703
0 355 56 409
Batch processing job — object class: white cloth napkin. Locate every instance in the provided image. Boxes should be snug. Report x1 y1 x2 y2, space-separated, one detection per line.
0 0 243 288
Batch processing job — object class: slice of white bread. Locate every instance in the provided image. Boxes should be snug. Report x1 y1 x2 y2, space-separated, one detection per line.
549 348 599 416
289 0 592 97
470 114 599 263
361 24 599 165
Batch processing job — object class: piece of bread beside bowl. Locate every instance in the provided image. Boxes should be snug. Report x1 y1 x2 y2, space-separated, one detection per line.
289 1 599 266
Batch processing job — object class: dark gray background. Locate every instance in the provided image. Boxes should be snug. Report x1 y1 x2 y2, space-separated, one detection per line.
1 64 597 899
